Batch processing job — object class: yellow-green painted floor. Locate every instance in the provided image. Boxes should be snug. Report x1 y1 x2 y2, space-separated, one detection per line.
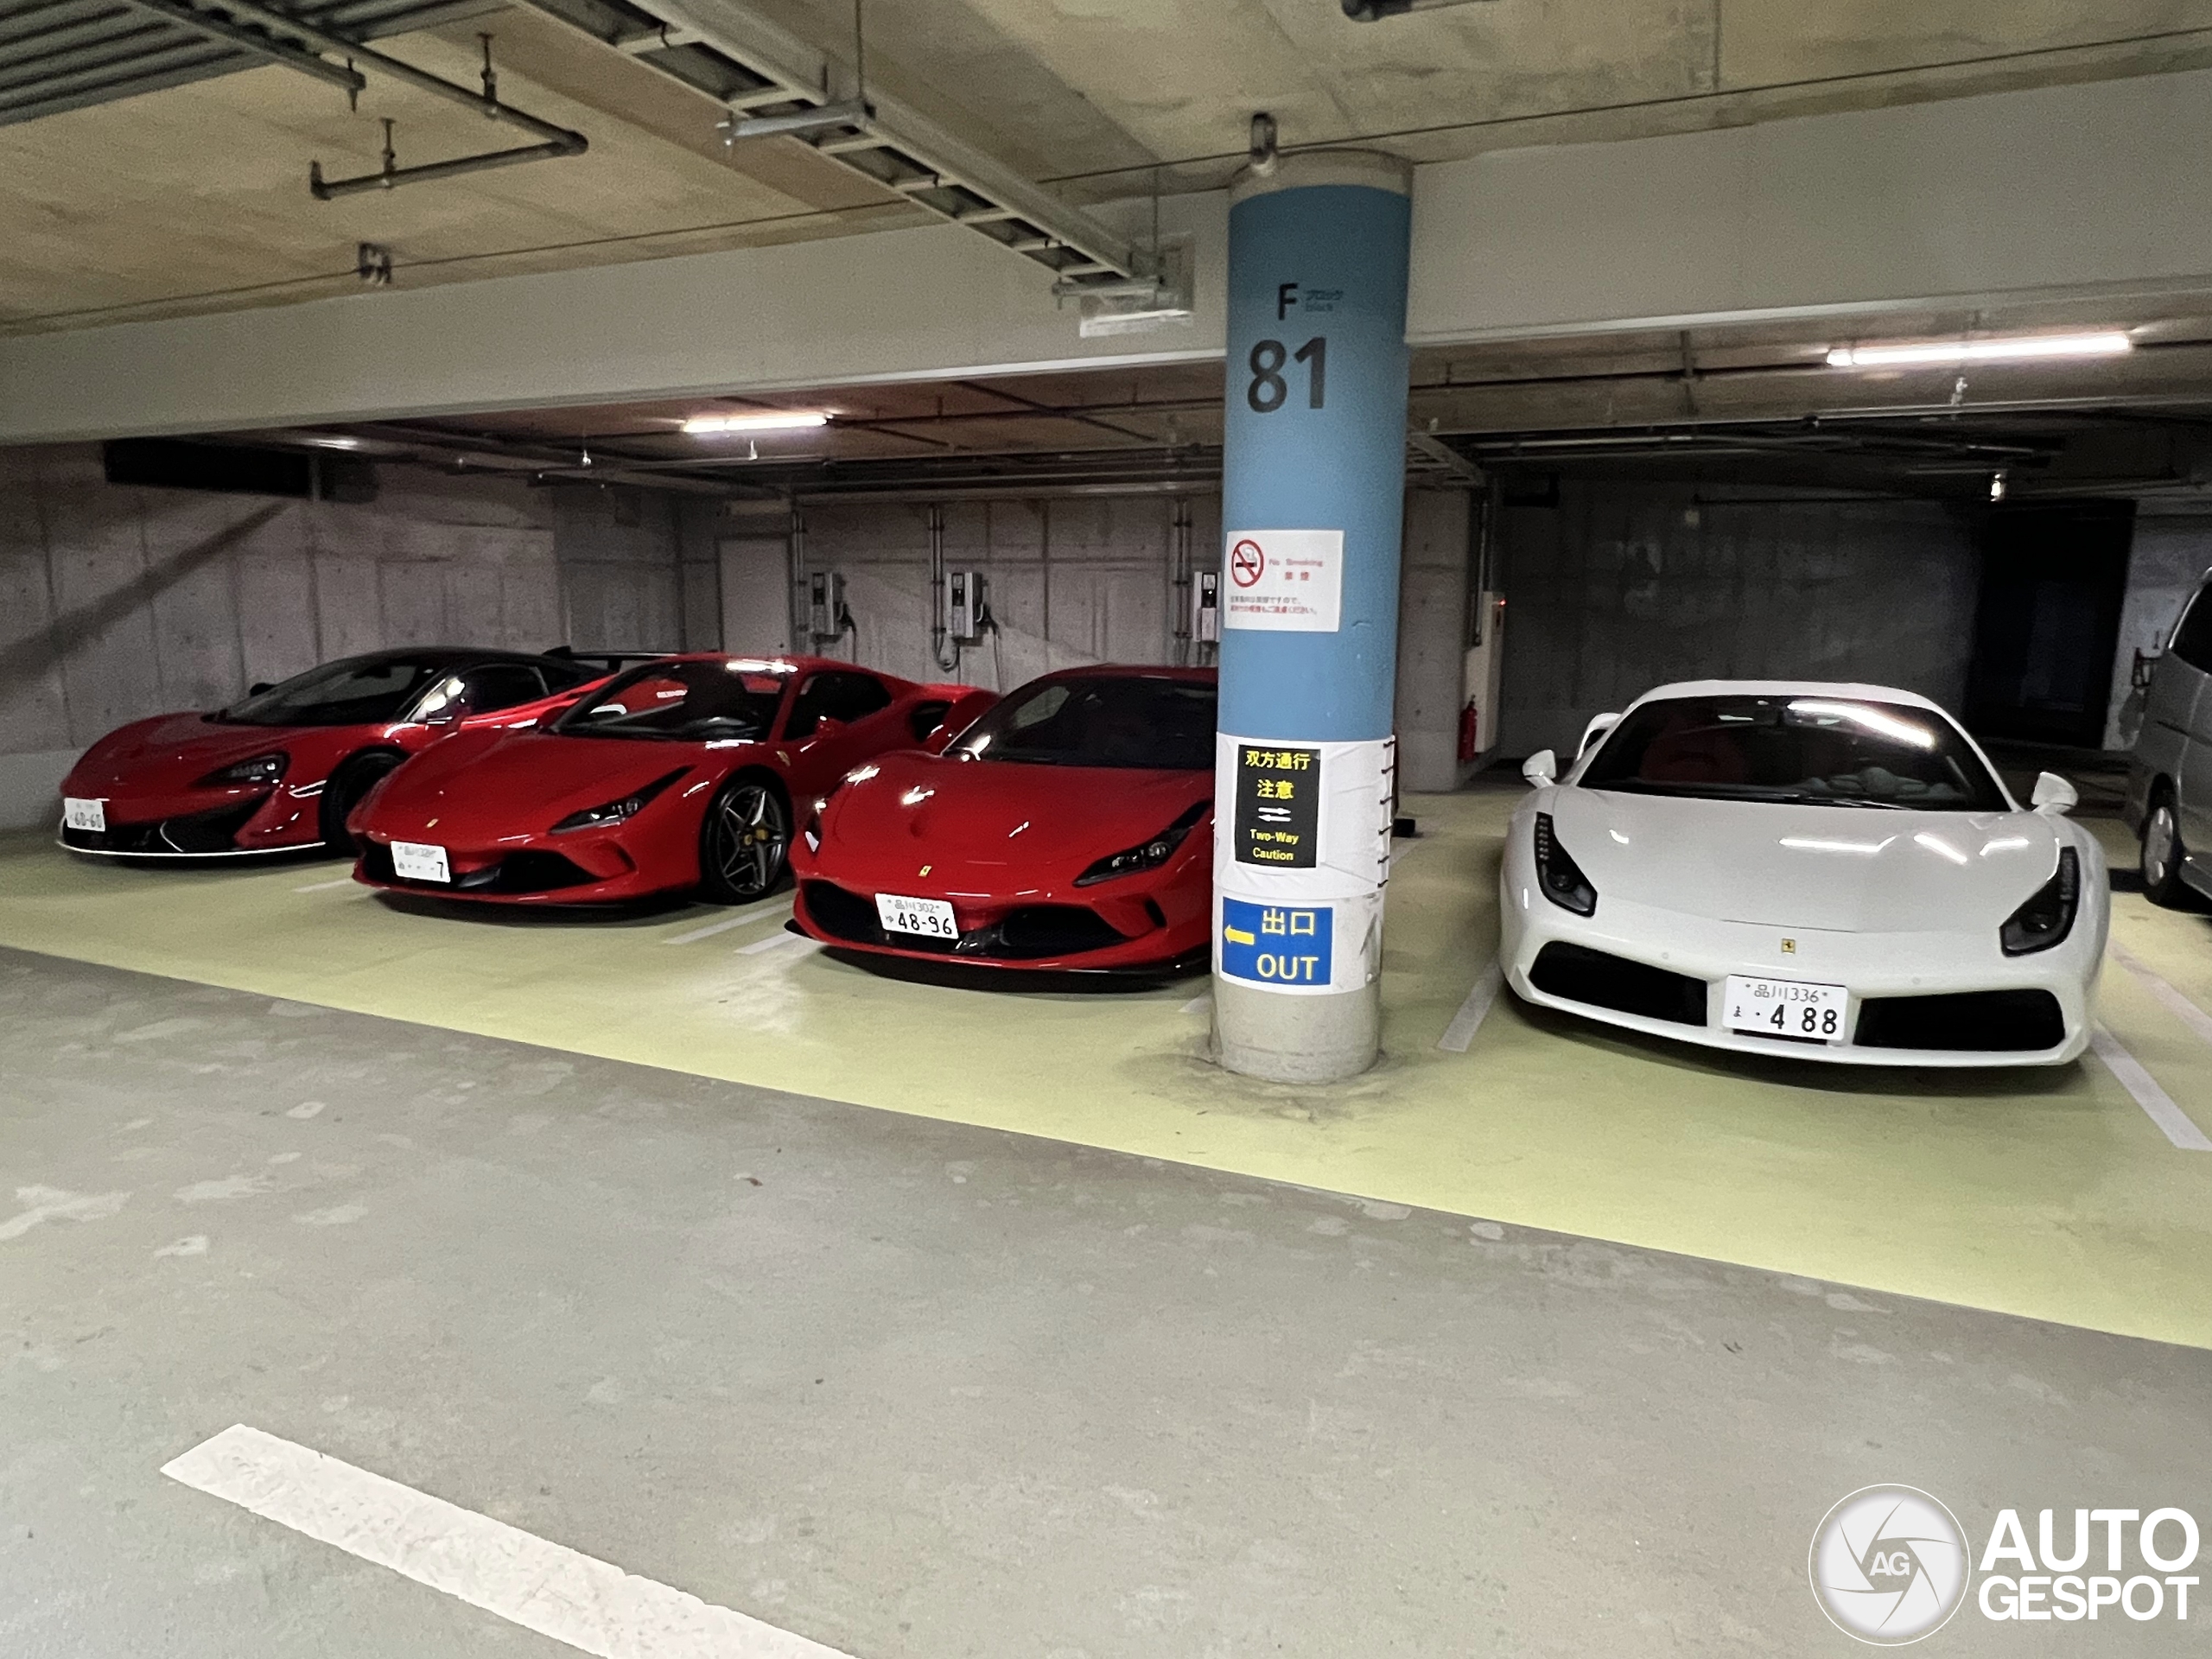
6 791 2211 1350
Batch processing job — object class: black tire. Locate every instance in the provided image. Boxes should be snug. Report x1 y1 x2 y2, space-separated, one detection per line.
698 774 791 904
321 751 404 853
2142 791 2191 908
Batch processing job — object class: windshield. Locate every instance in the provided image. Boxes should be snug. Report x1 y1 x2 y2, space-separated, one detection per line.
219 656 454 727
949 675 1215 770
553 659 788 742
1578 694 2007 811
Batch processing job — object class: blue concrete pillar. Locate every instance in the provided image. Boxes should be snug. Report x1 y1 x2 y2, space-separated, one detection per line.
1211 151 1412 1082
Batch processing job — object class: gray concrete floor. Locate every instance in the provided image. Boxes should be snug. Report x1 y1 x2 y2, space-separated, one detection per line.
3 942 2209 1657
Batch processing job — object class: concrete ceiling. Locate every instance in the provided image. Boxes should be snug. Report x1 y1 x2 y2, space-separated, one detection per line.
7 0 2212 336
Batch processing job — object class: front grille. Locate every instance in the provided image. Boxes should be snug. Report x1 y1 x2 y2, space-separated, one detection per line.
800 881 1135 962
360 843 594 894
801 880 920 948
1854 989 2066 1052
61 797 264 855
992 906 1130 959
1529 942 1709 1027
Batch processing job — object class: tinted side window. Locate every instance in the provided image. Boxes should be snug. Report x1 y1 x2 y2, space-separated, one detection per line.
461 664 549 712
786 672 892 737
2171 587 2212 671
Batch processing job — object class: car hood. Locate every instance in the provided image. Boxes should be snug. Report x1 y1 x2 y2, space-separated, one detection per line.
1544 786 2068 932
67 712 315 790
822 753 1210 880
362 729 709 836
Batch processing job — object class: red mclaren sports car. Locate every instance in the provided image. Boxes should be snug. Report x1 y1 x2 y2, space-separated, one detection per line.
350 654 987 906
57 648 610 860
789 666 1216 973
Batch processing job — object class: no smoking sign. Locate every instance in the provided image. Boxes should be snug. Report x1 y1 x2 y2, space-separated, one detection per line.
1221 529 1343 632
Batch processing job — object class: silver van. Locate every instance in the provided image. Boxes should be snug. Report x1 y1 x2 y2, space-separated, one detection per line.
2126 569 2212 906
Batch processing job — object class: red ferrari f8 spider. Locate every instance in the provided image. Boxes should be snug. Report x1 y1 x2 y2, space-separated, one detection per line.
789 666 1216 973
351 654 986 906
57 648 609 859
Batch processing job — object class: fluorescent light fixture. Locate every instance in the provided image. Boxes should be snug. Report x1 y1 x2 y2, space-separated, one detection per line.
1781 836 1894 856
1825 332 2132 369
683 410 830 435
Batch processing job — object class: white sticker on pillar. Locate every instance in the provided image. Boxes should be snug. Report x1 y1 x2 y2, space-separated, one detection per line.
1223 529 1342 632
1213 733 1394 994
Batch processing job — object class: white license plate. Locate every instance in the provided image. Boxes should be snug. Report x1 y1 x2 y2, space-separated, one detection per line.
1723 974 1848 1042
389 840 451 884
874 892 957 939
62 797 106 833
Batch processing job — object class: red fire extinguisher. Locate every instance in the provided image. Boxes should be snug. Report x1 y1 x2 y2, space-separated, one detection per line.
1457 700 1479 763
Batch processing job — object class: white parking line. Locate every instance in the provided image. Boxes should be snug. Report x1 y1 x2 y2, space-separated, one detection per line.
664 900 792 945
2088 1027 2212 1152
291 876 355 893
1438 958 1503 1052
738 928 818 957
2107 940 2212 1050
163 1425 855 1658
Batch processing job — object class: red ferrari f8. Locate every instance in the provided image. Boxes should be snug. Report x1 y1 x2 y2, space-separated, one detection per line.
789 666 1216 973
352 654 985 906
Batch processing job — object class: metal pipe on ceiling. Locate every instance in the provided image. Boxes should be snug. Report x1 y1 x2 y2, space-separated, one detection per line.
113 0 588 192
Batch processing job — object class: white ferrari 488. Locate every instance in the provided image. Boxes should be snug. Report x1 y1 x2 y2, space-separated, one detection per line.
1499 681 2107 1066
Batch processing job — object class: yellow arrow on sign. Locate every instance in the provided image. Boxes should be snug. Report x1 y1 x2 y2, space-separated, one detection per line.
1224 925 1255 944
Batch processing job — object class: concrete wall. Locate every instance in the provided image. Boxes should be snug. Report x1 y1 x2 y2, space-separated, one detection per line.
719 495 1224 691
1494 482 1980 760
550 487 721 654
1394 490 1476 794
2107 505 2212 749
0 447 699 827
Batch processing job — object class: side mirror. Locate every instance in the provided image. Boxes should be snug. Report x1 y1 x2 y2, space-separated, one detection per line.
2031 771 2078 816
921 722 955 755
1577 712 1621 757
810 715 844 740
2133 648 2163 692
248 682 273 696
1522 748 1558 788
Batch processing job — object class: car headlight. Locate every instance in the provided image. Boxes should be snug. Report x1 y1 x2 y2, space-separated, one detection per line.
1076 801 1209 887
2000 847 2079 956
1533 811 1597 916
195 752 289 787
550 768 687 834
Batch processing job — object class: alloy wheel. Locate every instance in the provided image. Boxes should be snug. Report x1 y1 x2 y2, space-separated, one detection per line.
709 781 788 900
2146 803 2177 888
